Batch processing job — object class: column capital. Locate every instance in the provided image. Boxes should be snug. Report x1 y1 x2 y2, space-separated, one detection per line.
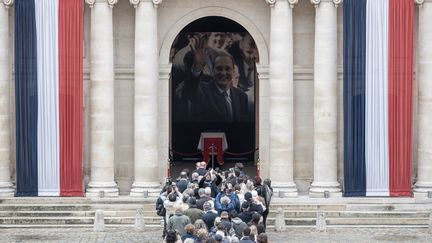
130 0 162 9
264 0 276 7
1 0 14 8
86 0 118 9
416 0 432 7
311 0 342 8
264 0 298 8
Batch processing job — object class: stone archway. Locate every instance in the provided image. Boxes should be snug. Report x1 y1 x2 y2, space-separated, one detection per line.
158 7 270 183
159 7 269 65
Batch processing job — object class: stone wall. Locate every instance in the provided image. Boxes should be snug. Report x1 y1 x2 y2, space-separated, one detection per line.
6 0 419 194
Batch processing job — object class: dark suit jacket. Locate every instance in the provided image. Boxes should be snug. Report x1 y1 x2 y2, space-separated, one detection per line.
174 73 249 122
228 42 256 92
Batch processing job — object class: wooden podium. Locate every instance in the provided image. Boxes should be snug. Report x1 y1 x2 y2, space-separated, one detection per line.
197 132 228 167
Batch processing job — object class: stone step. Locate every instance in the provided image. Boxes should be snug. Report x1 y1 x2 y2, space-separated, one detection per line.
267 218 316 226
0 210 158 217
0 217 162 225
327 217 429 225
0 224 163 229
267 210 430 218
0 197 157 205
345 203 432 211
0 204 152 211
270 204 346 211
266 217 429 226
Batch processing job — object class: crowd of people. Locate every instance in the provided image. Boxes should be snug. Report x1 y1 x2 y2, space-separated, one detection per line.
156 162 273 243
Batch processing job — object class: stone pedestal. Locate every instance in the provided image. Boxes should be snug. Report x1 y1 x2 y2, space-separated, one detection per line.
268 0 298 197
309 0 341 198
86 0 119 197
0 0 14 198
129 0 162 198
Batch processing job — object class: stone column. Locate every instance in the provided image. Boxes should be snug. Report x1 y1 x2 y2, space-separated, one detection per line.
0 0 14 198
267 0 298 197
85 0 119 197
415 0 432 198
309 0 341 197
129 0 162 197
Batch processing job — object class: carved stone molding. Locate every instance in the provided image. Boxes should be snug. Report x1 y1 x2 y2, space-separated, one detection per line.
85 0 118 8
130 0 163 8
264 0 298 8
288 0 299 8
416 0 432 7
107 0 118 8
264 0 276 8
311 0 342 8
2 0 14 8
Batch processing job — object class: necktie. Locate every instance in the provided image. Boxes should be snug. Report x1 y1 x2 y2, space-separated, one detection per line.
223 91 233 121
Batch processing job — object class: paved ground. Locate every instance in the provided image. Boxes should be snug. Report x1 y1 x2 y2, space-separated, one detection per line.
0 227 431 243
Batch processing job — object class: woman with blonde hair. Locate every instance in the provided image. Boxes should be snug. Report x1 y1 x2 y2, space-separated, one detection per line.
194 219 208 232
249 224 258 242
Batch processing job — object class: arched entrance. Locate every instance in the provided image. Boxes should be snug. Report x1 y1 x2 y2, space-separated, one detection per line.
169 16 260 176
157 8 270 183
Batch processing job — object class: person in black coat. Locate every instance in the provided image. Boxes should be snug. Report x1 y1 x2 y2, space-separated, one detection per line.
238 202 254 224
202 201 218 231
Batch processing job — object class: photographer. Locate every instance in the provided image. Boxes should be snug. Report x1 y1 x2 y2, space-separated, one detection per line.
164 184 184 223
216 181 242 214
198 169 222 198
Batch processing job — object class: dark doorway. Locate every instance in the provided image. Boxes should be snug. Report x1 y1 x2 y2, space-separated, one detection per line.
169 16 259 174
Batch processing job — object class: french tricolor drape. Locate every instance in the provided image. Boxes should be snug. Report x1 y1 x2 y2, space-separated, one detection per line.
343 0 413 197
15 0 83 197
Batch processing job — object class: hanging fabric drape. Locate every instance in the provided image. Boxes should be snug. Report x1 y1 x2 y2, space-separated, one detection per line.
59 0 83 197
365 0 389 196
15 0 83 197
343 0 413 197
15 0 38 197
343 0 367 197
388 0 414 197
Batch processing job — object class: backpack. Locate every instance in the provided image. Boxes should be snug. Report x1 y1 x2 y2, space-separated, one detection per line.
155 196 166 216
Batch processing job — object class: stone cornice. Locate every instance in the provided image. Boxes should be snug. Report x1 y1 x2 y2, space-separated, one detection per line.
130 0 163 8
85 0 118 8
310 0 342 8
264 0 298 8
2 0 14 8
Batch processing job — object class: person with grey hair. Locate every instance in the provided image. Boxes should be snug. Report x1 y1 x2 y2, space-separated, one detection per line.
215 184 239 215
176 171 189 193
202 201 218 230
197 188 213 210
183 197 204 224
167 206 191 237
191 172 200 186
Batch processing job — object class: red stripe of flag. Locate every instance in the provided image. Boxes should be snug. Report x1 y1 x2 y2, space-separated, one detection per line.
59 0 84 197
388 0 414 197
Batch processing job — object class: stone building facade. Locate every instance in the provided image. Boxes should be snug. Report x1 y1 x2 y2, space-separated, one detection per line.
1 0 432 198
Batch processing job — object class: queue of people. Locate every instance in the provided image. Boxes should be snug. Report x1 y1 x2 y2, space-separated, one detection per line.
157 162 273 243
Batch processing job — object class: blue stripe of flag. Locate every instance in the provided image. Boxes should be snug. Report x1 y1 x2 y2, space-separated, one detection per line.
15 0 38 196
343 0 367 197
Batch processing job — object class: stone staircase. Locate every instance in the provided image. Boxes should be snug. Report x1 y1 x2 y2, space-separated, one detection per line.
0 197 431 229
0 198 159 228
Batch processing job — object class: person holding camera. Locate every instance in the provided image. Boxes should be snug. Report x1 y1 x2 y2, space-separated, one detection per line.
198 169 222 198
215 183 240 215
164 184 183 223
